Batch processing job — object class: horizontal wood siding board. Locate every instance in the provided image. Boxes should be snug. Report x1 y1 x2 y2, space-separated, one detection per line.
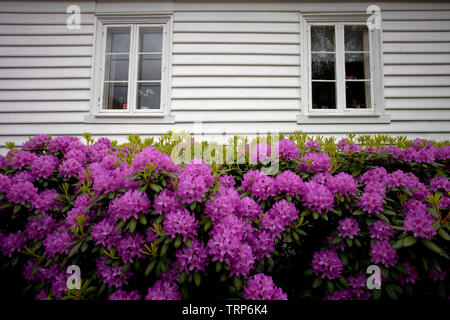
173 32 300 44
0 35 93 46
0 57 92 67
0 67 91 79
173 22 299 33
0 101 90 112
172 54 300 66
0 79 91 90
172 65 299 76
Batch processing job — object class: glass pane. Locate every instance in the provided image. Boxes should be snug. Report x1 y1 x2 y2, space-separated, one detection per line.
345 53 370 79
106 28 130 53
346 81 370 109
311 26 335 52
137 83 161 109
312 53 335 80
103 82 128 110
105 54 129 81
345 26 368 51
140 27 163 53
312 82 336 109
139 54 162 81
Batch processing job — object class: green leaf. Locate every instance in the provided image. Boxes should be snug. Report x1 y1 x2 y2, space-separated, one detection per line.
185 238 192 248
312 277 322 288
378 214 389 223
215 261 222 273
68 241 83 258
403 236 417 247
194 272 201 286
13 204 21 214
190 202 197 211
338 277 349 287
345 238 353 247
438 228 450 241
383 210 397 216
312 211 319 220
115 219 126 232
233 277 241 291
160 242 169 256
150 183 162 193
331 236 342 245
128 218 137 233
179 271 187 284
203 220 212 232
352 210 364 216
144 260 157 277
174 236 182 249
326 280 334 294
220 273 227 282
139 215 147 226
81 241 89 253
392 239 404 249
421 240 449 259
385 284 398 300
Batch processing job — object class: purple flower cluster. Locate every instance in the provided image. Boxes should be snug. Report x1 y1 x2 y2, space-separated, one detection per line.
163 208 199 241
241 170 275 200
260 200 299 237
311 249 344 280
108 290 142 300
176 161 214 204
145 280 181 300
399 261 418 285
175 239 209 273
108 189 151 222
300 181 334 214
277 138 300 160
370 240 398 268
337 218 360 239
403 200 436 240
298 152 331 172
243 273 287 300
368 220 394 240
326 172 357 196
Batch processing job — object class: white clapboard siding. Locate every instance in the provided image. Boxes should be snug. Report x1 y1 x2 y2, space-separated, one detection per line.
0 13 94 25
172 54 300 65
171 77 300 88
386 98 450 109
173 33 300 44
384 76 450 87
0 35 93 46
0 68 92 79
1 0 450 153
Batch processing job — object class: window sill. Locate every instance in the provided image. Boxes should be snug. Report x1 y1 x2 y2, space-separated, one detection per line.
84 113 175 124
296 113 391 124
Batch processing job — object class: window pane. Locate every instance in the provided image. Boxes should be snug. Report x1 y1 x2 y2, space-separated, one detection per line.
106 28 130 53
103 82 128 110
137 83 161 109
312 82 336 109
345 26 368 51
346 81 370 109
138 54 162 81
105 54 129 81
311 26 335 52
345 53 370 79
312 53 335 80
140 27 163 53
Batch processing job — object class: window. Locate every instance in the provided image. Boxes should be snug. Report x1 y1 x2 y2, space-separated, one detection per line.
310 24 371 111
298 14 389 124
87 13 174 123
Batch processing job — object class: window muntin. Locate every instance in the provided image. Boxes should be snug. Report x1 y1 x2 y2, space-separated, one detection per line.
309 23 371 112
101 24 165 113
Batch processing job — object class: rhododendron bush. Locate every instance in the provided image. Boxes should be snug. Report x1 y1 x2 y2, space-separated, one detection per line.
0 132 448 300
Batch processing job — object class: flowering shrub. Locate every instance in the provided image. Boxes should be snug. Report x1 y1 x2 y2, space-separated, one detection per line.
0 132 449 300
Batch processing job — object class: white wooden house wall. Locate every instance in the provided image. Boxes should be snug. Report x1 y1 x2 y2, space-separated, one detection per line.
0 0 450 153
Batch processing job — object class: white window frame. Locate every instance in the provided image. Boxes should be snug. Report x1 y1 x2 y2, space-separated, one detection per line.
298 13 390 124
86 13 174 123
